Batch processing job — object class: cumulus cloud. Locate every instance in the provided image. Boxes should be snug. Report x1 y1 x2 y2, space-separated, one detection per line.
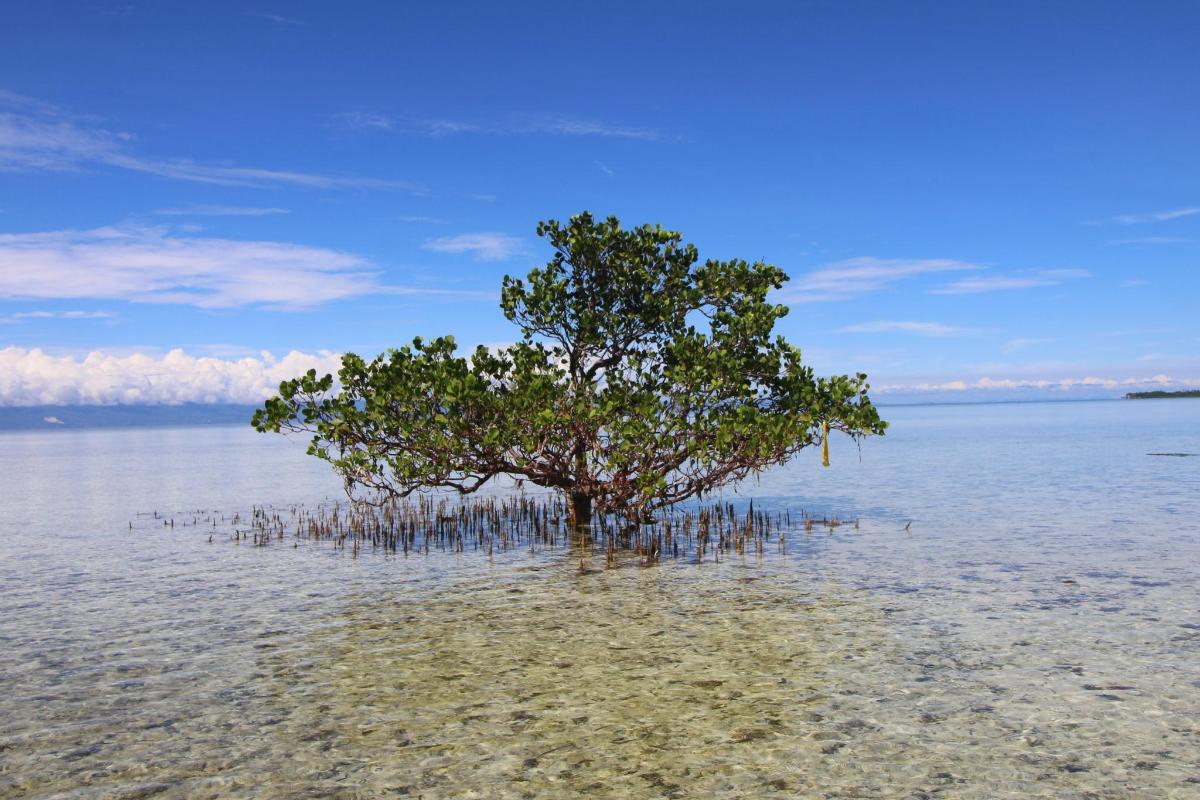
784 257 981 303
0 91 417 190
839 320 973 337
0 346 345 406
423 232 524 262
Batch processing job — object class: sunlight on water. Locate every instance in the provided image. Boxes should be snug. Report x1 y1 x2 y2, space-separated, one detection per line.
1 400 1198 798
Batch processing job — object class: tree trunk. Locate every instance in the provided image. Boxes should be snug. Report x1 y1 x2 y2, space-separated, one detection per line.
568 491 593 530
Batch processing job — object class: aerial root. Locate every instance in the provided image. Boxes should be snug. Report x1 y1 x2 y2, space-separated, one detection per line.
130 497 855 565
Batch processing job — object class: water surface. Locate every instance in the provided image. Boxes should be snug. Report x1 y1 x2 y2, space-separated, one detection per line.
1 400 1198 798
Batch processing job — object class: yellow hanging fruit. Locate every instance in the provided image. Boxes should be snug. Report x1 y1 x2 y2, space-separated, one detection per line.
821 420 830 468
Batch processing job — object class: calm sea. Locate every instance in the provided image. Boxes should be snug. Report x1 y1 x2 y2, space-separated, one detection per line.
1 400 1197 799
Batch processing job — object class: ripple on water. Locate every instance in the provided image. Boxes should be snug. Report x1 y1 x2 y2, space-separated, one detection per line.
2 402 1200 798
1 538 1199 799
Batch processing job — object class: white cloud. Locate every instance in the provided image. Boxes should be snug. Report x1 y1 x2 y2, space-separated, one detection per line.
0 310 117 324
0 92 417 190
0 346 343 406
1105 236 1190 246
0 103 120 171
874 373 1197 394
1037 269 1091 279
245 10 307 26
1111 207 1200 224
104 155 416 190
398 215 448 224
0 225 465 310
839 320 973 337
879 380 970 392
153 205 290 217
523 115 665 141
330 111 396 131
1002 337 1054 353
332 112 667 141
423 232 524 262
931 269 1089 295
784 257 981 303
931 276 1055 294
409 119 482 136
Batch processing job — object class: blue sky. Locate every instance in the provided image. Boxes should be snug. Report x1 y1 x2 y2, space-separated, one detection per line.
1 1 1197 404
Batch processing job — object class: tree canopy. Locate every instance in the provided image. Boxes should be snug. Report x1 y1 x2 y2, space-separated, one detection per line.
252 213 886 525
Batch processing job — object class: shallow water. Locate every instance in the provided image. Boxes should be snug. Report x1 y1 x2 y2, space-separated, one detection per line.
1 400 1199 798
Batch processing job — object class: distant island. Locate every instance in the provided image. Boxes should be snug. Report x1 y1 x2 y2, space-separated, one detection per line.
1125 390 1200 400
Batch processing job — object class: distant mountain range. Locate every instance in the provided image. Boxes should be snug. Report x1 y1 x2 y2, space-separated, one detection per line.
0 404 259 431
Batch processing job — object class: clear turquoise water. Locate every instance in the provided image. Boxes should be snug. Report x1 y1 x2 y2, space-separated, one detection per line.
1 400 1198 798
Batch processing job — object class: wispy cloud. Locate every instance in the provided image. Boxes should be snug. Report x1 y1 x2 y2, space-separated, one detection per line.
1002 337 1054 353
839 320 974 337
930 269 1090 295
423 232 524 262
0 225 479 310
1121 278 1149 288
875 373 1197 394
0 91 417 190
405 118 481 136
1038 269 1091 279
933 276 1055 294
594 160 614 175
244 10 308 27
1105 236 1191 246
398 215 448 224
0 310 117 324
0 346 344 406
104 155 416 190
1109 207 1200 225
525 115 665 140
784 257 981 303
330 111 396 131
332 111 669 141
153 205 290 217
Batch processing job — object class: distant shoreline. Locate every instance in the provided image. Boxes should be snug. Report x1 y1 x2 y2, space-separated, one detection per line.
0 404 258 431
2 395 1196 432
1125 390 1200 400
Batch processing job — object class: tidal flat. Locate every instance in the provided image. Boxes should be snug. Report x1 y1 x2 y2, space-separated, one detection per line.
1 399 1198 798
